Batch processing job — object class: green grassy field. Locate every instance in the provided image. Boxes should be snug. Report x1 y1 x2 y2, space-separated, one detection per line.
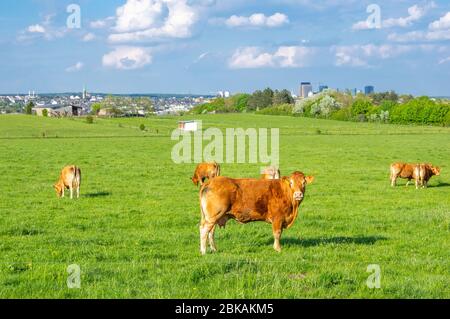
0 114 449 299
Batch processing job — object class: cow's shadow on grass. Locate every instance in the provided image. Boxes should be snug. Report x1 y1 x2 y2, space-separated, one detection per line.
428 182 450 188
84 191 112 198
274 235 387 248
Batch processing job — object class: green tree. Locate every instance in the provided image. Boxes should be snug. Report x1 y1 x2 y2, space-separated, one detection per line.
91 103 102 115
351 99 373 116
25 102 34 115
273 89 294 106
42 109 48 117
248 89 273 111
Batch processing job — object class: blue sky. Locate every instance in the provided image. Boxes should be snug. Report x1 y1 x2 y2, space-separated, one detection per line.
1 0 450 95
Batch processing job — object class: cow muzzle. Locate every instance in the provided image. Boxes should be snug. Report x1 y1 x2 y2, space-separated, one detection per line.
293 191 304 201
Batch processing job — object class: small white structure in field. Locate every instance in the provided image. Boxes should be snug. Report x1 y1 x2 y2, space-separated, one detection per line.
179 121 199 132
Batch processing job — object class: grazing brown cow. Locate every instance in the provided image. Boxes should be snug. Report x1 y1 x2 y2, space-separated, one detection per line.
198 172 314 255
261 166 281 180
416 163 441 188
54 166 81 199
390 162 421 188
191 162 221 186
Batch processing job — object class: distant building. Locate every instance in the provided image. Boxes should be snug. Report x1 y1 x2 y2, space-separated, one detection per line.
217 91 231 98
82 85 88 100
178 121 198 132
33 104 83 117
365 86 375 95
300 82 313 98
319 85 329 93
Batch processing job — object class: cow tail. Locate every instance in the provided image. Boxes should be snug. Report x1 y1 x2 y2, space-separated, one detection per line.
73 166 80 187
216 162 220 177
199 185 209 222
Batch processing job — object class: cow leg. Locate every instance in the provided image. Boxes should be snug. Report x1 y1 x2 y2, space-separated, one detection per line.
200 220 215 255
69 186 73 199
391 175 397 187
208 225 217 252
272 220 283 253
61 188 65 198
77 185 80 198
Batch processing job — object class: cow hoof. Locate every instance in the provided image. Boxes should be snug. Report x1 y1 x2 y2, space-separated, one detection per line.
273 247 282 253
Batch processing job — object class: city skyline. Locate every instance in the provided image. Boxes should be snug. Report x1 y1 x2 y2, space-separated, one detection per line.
1 0 450 95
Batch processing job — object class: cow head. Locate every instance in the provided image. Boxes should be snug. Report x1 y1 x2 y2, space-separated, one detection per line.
431 166 441 176
191 176 199 186
54 183 63 198
287 172 315 201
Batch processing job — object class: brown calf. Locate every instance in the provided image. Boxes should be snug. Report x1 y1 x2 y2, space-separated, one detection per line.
390 163 420 188
198 172 314 255
54 166 81 199
191 162 220 186
416 163 441 188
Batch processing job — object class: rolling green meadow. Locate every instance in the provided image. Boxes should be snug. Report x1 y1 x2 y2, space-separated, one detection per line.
0 114 449 299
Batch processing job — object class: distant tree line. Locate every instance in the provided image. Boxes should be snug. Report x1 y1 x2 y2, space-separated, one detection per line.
190 88 450 127
91 96 154 117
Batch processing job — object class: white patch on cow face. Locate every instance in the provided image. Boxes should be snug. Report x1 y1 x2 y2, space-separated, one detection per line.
290 178 304 201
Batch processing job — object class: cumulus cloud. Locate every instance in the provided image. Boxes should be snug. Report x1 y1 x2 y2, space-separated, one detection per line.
66 62 84 72
108 0 198 43
83 33 96 42
27 24 46 33
389 11 450 42
229 46 314 69
225 13 289 28
333 44 413 67
19 15 67 41
90 17 115 29
429 12 450 30
102 46 152 70
353 2 435 30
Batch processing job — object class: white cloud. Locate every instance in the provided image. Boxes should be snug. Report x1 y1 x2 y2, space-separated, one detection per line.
438 56 450 64
83 33 96 42
429 12 450 30
334 44 413 67
225 13 289 28
102 46 152 70
90 17 115 29
387 31 425 42
19 16 67 41
66 62 84 72
353 2 435 30
108 0 198 43
229 46 314 69
352 20 372 31
382 4 429 28
27 24 46 33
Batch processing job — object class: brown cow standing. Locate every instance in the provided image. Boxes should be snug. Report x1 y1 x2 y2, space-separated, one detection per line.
54 166 81 199
416 163 441 188
198 172 314 255
261 166 281 180
390 162 421 188
191 162 221 186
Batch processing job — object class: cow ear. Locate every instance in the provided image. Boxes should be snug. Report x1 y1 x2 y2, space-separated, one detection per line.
305 176 315 185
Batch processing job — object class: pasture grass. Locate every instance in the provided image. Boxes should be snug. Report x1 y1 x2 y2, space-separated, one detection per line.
0 114 449 298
